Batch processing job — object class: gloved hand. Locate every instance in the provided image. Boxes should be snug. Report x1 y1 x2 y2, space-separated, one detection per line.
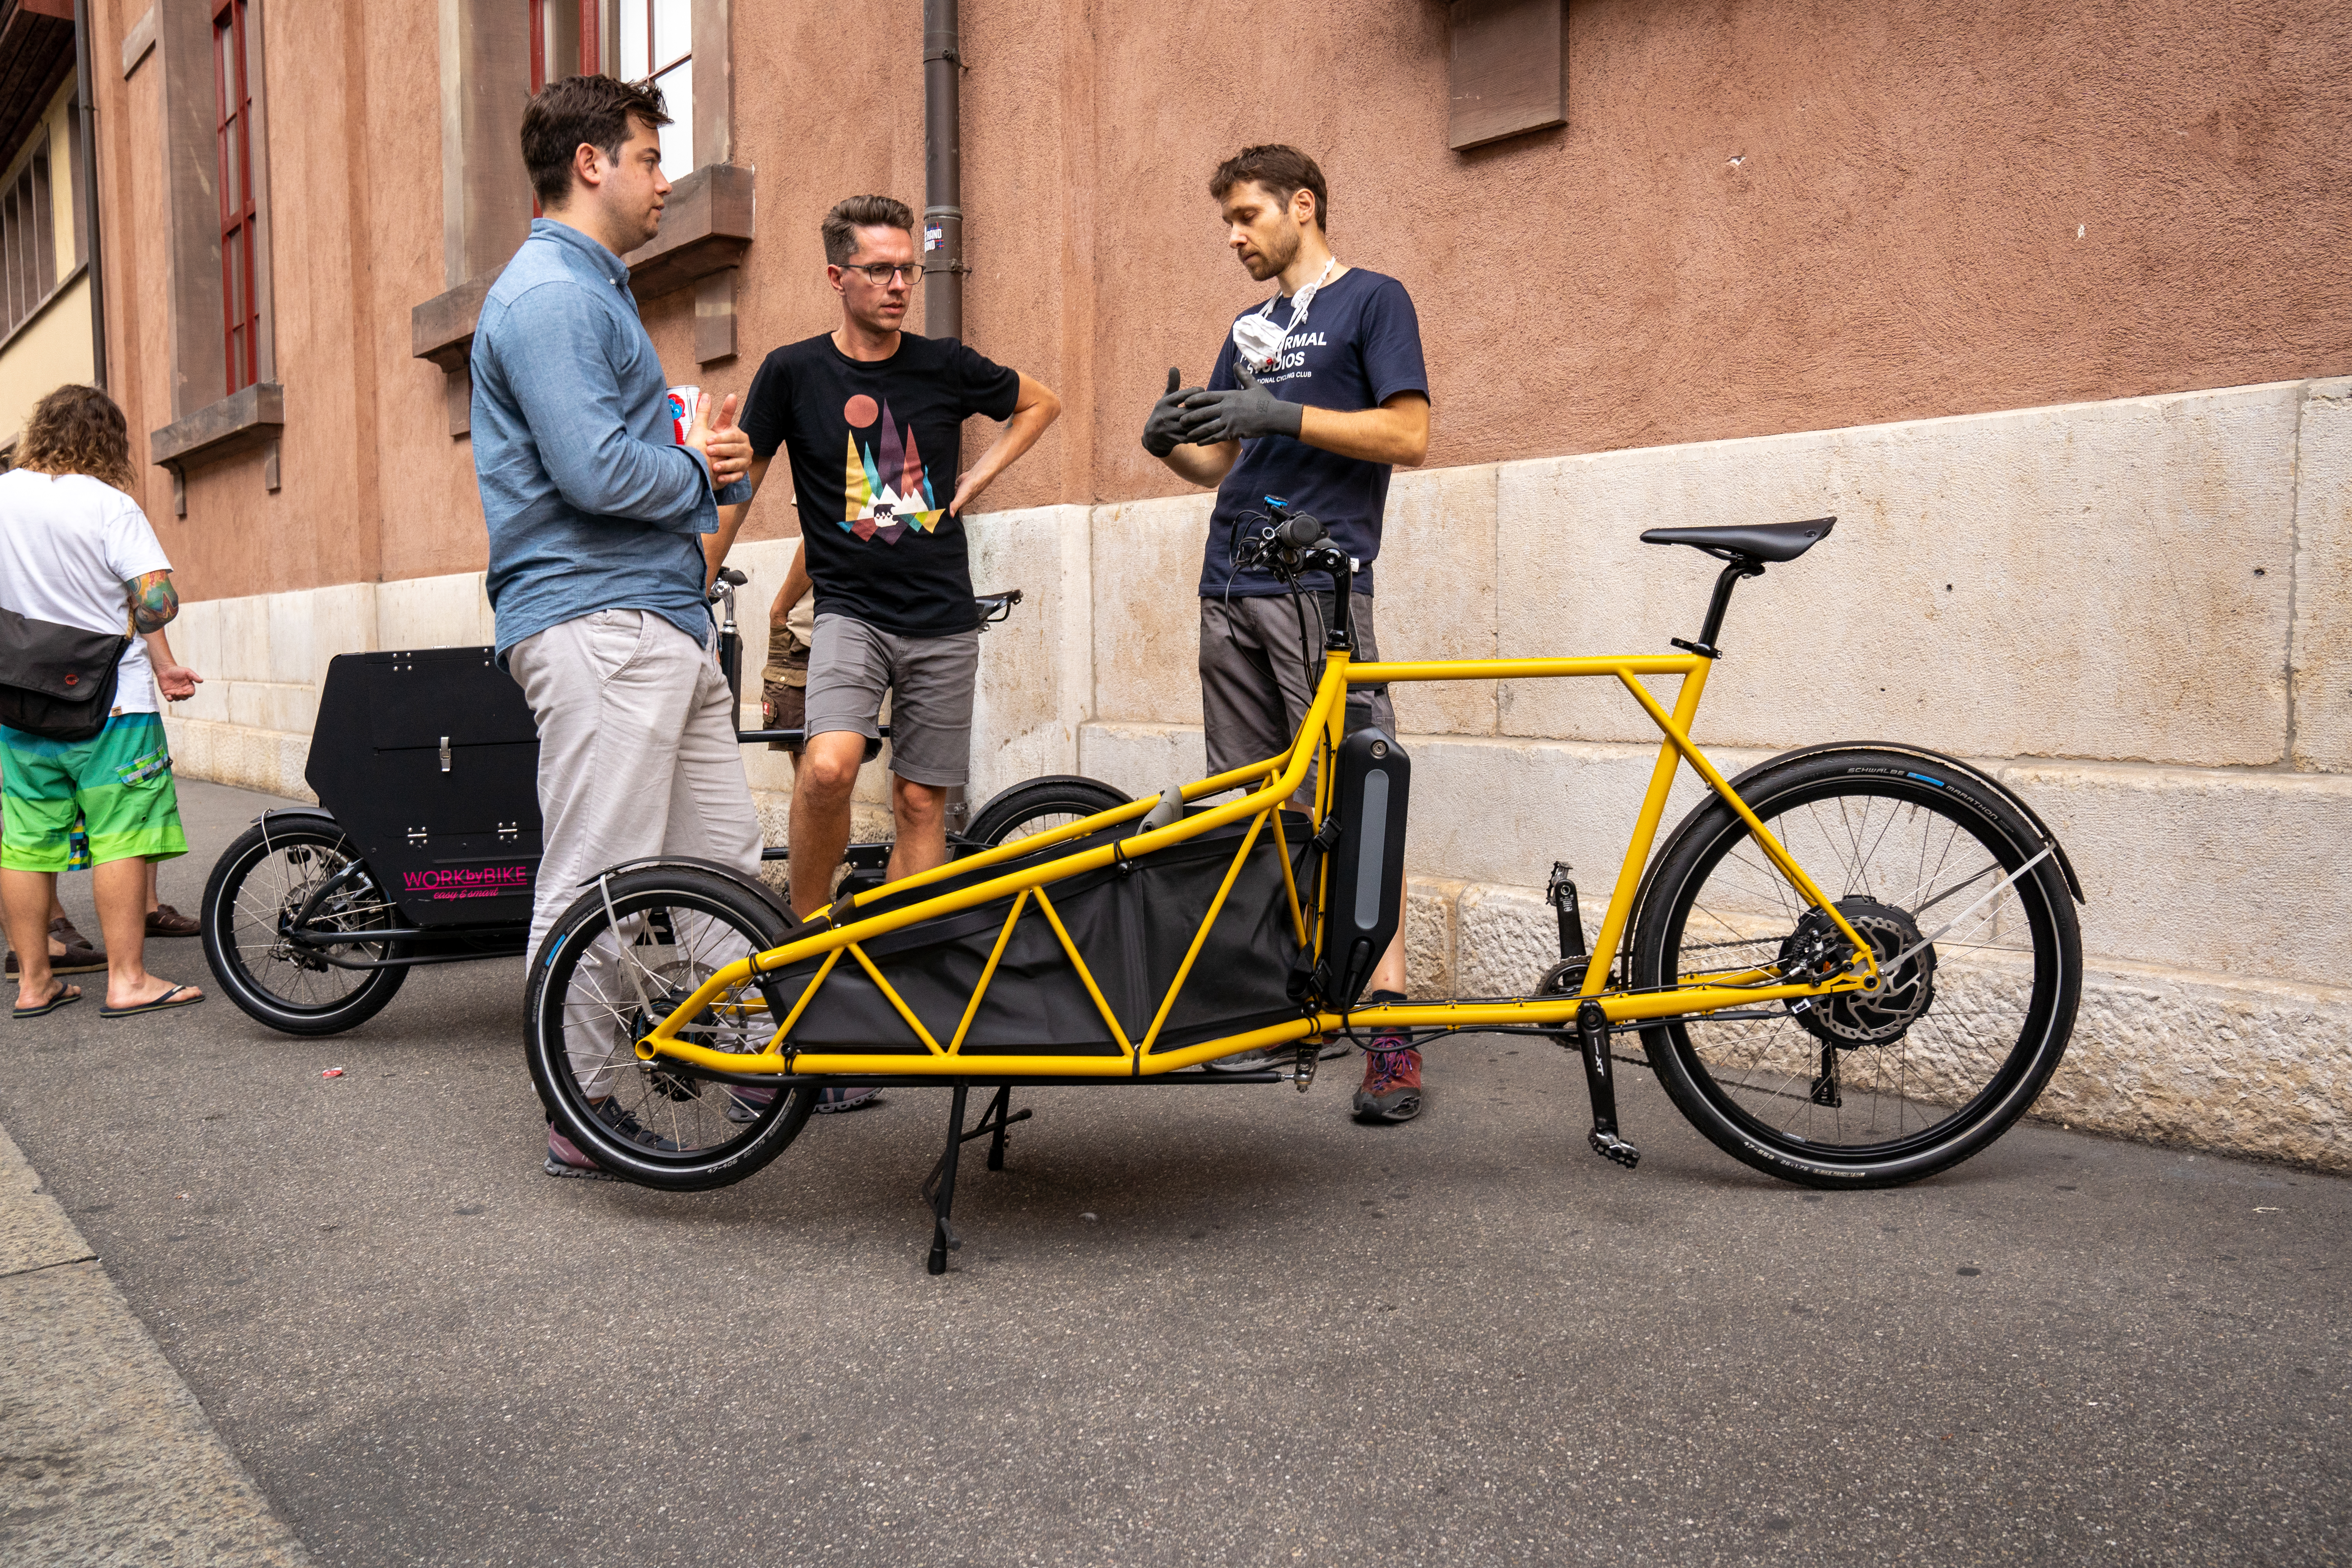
1140 367 1201 458
1175 361 1303 445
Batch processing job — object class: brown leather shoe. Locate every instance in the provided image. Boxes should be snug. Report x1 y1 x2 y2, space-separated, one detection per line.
6 919 107 976
145 903 202 939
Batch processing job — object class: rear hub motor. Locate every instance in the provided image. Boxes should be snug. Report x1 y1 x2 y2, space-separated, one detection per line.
1779 896 1936 1047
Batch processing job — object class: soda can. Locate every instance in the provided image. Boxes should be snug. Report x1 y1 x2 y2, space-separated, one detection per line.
665 385 701 445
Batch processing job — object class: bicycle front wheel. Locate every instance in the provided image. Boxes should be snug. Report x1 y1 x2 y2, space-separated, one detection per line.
525 866 815 1190
1630 747 2081 1187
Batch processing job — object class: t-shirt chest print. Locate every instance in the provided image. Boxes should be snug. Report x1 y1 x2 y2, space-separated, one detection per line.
840 394 944 542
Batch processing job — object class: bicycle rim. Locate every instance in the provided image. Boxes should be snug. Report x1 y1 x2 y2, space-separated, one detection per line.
1638 766 2074 1181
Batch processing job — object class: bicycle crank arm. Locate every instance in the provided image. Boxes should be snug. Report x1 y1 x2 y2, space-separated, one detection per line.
1577 1001 1640 1170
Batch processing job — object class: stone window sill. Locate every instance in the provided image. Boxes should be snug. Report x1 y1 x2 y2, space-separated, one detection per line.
410 162 757 374
150 381 283 472
148 381 285 515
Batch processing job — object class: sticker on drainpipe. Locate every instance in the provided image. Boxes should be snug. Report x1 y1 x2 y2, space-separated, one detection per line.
925 225 944 250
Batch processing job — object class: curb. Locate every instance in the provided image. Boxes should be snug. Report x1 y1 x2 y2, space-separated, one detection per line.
0 1120 314 1566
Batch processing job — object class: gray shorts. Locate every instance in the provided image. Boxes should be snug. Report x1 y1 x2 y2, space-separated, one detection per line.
1199 592 1396 776
805 613 980 788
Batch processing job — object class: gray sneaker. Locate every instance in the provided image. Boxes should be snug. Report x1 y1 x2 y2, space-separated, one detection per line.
1203 1038 1349 1073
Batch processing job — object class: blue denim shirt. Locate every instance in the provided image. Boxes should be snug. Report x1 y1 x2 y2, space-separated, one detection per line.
471 219 750 661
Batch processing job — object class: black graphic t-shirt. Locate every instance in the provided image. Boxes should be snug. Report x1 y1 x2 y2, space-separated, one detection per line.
1200 267 1428 598
742 332 1022 636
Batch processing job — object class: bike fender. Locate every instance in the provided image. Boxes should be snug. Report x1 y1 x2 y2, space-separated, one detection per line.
1719 741 2084 905
576 856 799 933
250 806 343 831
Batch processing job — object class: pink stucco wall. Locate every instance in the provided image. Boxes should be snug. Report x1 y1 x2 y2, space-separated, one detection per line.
91 0 2352 601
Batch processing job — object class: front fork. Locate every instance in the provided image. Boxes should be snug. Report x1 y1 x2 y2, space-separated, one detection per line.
1550 864 1639 1171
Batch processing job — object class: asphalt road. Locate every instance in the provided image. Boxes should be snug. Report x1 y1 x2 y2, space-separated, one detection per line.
2 779 2346 1566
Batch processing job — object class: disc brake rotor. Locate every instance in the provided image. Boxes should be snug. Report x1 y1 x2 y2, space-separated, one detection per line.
1780 896 1937 1047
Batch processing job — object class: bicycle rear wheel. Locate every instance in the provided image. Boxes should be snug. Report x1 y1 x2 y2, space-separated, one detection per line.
966 775 1131 849
201 818 409 1036
1630 747 2081 1187
525 866 815 1190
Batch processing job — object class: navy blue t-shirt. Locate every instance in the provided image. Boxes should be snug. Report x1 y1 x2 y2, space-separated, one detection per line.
1199 267 1428 598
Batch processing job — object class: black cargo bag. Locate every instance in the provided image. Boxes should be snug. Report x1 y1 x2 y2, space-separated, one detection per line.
762 812 1314 1058
0 606 129 742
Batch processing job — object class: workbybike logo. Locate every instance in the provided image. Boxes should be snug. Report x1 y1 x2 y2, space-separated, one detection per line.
402 865 533 901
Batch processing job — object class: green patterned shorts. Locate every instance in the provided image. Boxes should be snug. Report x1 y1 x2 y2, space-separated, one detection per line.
1 712 188 872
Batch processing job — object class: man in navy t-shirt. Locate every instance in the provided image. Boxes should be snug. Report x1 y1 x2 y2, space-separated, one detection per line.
1141 144 1433 1124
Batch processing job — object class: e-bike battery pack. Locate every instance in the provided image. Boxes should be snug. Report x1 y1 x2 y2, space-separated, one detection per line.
1319 726 1409 1005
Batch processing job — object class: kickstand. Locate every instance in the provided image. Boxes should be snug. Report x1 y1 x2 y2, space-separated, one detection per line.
917 1085 1034 1275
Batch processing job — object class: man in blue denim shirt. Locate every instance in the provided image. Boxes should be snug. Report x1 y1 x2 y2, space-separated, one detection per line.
471 76 759 1178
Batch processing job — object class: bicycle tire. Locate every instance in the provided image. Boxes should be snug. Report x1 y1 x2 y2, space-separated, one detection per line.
525 864 815 1191
1630 746 2081 1187
200 819 409 1036
965 775 1132 850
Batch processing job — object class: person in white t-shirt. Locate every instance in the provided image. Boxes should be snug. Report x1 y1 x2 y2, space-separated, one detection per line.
0 385 203 1019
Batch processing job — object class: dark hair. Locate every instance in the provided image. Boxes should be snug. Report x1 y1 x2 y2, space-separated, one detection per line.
15 384 133 493
521 75 671 208
821 195 915 266
1209 145 1328 232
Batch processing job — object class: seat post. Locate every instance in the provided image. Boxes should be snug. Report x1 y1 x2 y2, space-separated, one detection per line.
1691 557 1765 654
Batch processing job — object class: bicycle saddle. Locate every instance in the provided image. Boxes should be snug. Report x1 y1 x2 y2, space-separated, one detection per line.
1639 516 1835 563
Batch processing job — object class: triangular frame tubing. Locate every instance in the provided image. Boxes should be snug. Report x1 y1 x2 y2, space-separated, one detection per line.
1137 805 1274 1059
1029 887 1134 1054
846 942 945 1055
1267 806 1306 944
946 888 1032 1054
1591 666 1876 994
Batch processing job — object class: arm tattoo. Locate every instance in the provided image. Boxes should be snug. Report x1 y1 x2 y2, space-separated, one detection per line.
125 571 179 634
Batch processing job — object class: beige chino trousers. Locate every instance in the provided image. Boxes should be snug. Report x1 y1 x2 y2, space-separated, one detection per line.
508 608 763 964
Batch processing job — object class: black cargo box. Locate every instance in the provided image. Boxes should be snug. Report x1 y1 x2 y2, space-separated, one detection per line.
305 648 542 929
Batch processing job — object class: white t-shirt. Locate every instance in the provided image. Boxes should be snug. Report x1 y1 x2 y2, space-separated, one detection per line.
0 470 171 714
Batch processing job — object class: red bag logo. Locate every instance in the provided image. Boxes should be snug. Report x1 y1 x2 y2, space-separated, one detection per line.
62 673 76 686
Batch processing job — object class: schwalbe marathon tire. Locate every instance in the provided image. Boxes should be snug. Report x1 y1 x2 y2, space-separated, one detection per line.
1630 747 2082 1188
525 865 815 1192
200 820 410 1037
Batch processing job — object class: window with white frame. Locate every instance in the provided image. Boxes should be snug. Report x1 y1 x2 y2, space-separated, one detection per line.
617 0 691 179
1 138 57 340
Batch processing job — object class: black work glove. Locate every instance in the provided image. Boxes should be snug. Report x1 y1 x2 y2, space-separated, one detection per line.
1174 360 1304 444
1140 367 1201 459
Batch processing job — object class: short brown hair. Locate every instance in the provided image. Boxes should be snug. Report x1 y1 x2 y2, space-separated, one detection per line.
1210 145 1328 232
521 75 671 208
15 385 133 494
821 195 915 266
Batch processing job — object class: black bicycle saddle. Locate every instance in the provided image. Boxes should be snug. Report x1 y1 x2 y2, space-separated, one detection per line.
1639 516 1835 563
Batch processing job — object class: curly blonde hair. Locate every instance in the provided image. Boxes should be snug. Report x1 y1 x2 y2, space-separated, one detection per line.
13 384 134 494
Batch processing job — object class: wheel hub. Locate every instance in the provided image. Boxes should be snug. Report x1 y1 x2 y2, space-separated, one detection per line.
632 995 727 1100
1780 896 1936 1047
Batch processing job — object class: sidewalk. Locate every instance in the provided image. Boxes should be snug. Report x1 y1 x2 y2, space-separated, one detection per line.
0 1121 310 1566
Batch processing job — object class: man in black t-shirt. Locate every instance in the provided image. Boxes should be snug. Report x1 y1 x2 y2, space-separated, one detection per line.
724 195 1061 929
1141 145 1434 1125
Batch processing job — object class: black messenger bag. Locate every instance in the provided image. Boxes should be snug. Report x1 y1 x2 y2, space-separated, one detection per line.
0 606 130 742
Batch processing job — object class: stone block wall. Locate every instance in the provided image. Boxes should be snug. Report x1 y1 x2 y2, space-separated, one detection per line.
161 376 2352 1169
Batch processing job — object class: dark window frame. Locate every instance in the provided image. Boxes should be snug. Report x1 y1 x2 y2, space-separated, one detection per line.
212 0 261 395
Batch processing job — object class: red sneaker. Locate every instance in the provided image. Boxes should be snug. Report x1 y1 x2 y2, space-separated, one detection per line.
1353 1038 1423 1123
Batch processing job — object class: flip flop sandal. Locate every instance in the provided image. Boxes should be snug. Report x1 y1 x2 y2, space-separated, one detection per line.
99 984 202 1020
14 984 81 1019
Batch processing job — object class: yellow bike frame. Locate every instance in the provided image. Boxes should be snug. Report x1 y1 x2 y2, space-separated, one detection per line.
630 645 1882 1083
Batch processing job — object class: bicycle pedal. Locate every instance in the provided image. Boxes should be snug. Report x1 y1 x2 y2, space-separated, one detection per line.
1588 1129 1641 1170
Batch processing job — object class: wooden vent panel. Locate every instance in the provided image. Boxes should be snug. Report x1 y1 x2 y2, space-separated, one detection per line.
1448 0 1566 152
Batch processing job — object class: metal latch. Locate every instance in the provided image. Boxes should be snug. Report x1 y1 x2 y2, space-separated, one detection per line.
407 826 427 845
439 737 451 773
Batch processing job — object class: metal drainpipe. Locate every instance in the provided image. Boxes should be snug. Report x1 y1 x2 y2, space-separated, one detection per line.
921 0 962 341
72 0 107 391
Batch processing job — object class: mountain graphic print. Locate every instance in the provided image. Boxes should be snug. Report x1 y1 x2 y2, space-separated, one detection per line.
840 395 945 542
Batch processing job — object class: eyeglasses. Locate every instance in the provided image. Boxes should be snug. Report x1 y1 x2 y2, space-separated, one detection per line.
838 261 923 286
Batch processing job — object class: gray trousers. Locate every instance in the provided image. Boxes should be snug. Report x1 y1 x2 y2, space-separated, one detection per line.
507 608 763 964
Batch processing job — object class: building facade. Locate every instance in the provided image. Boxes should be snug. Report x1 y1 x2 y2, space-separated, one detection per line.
7 0 2351 1166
